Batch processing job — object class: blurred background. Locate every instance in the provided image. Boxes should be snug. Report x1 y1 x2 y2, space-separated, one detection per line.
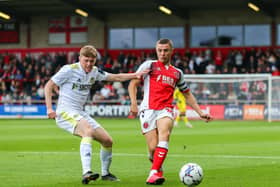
0 0 280 120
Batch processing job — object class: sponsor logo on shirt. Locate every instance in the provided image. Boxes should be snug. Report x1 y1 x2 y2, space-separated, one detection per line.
72 83 91 91
156 74 175 87
162 75 176 87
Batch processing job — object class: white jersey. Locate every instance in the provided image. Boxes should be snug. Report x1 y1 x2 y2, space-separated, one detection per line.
51 62 108 111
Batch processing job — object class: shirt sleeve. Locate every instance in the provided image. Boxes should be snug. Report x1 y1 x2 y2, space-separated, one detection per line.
95 67 109 81
136 60 153 73
51 65 70 86
176 69 190 93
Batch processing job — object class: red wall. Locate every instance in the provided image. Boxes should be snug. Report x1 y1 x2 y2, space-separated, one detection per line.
0 46 277 60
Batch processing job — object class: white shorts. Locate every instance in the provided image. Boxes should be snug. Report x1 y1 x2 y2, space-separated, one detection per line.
139 108 174 134
56 109 101 134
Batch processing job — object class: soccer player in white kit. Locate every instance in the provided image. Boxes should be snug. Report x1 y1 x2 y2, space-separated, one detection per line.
128 39 213 185
44 45 149 184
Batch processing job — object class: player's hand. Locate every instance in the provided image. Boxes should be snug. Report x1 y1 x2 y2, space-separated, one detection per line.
200 113 213 123
47 109 57 119
135 69 151 79
129 103 138 118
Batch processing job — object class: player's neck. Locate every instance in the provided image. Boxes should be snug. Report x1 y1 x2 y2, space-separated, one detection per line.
158 60 170 66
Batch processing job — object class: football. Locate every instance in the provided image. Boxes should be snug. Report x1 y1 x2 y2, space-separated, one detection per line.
179 163 203 186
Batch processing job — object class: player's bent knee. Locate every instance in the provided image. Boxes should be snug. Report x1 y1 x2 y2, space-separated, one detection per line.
101 137 113 147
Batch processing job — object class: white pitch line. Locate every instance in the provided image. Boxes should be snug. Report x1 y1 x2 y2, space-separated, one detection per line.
8 151 280 160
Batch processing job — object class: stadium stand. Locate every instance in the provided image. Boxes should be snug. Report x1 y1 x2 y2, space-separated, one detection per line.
0 47 280 105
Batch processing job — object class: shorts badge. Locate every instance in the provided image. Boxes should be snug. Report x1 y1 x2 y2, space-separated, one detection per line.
143 122 149 129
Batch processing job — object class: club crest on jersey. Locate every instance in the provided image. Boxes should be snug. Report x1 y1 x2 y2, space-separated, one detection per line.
90 77 95 84
174 71 180 79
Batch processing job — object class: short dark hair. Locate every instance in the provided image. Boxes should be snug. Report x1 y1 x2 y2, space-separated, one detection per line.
156 38 173 49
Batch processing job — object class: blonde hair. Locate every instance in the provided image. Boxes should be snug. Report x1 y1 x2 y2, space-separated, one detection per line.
79 45 97 58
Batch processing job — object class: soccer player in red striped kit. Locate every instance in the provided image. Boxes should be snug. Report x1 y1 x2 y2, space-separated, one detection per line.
128 39 213 185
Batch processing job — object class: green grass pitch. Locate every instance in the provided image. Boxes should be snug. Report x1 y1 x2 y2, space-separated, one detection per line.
1 118 280 187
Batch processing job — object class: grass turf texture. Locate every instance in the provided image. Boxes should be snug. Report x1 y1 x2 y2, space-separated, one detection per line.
1 119 280 187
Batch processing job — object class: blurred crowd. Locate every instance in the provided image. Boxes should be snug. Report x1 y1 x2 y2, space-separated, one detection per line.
0 47 280 105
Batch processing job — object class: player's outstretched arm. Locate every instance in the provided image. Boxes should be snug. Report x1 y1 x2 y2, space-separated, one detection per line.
128 79 141 117
106 69 150 82
183 91 213 122
44 80 57 119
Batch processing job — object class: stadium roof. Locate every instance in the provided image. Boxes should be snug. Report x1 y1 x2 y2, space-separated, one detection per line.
0 0 279 22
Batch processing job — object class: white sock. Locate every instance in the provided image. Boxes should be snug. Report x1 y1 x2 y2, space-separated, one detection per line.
158 141 169 149
100 146 112 176
149 169 158 177
80 137 92 174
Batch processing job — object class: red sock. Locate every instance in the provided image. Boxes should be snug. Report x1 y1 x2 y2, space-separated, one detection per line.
151 147 168 171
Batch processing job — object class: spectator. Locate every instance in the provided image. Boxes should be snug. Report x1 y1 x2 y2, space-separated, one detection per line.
235 51 243 72
227 90 237 104
18 91 30 105
225 50 235 72
34 73 42 88
272 66 280 76
114 82 126 99
103 57 113 73
214 50 223 72
1 91 12 105
245 55 257 73
14 69 23 80
100 83 115 99
92 91 105 103
117 51 125 64
205 61 216 74
36 84 45 100
111 59 121 74
0 46 279 105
